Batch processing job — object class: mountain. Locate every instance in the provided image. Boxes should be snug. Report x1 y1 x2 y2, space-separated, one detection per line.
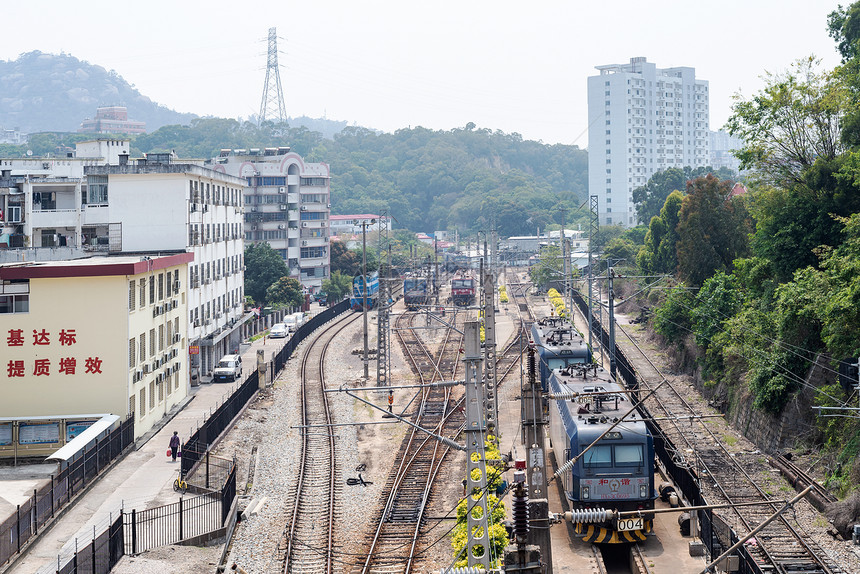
0 51 197 133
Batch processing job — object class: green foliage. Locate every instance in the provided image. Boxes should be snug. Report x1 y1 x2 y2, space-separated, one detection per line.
244 243 289 306
451 494 508 569
632 166 736 225
675 175 751 287
265 276 304 309
651 287 694 344
726 57 847 188
829 3 860 62
637 190 683 276
603 238 638 269
530 245 565 289
321 270 352 303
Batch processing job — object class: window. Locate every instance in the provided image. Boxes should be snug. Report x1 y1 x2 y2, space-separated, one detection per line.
149 328 156 357
149 382 155 410
300 177 327 186
139 333 146 364
149 277 155 305
87 175 108 204
158 325 164 352
158 273 164 301
139 390 145 420
582 445 612 468
129 338 136 368
129 280 136 310
0 294 29 314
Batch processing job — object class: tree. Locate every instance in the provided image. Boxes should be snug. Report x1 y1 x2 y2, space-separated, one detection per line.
636 191 683 276
828 2 860 62
266 277 304 309
244 243 289 306
676 175 751 287
529 244 564 289
321 270 353 303
726 57 848 188
632 168 687 225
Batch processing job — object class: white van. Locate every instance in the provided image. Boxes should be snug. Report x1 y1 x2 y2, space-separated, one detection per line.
213 354 242 383
283 316 297 332
291 312 305 329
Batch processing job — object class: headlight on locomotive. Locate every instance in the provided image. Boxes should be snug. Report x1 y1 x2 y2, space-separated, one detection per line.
639 484 648 499
581 485 589 500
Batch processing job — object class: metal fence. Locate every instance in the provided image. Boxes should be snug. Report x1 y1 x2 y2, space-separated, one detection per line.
0 416 134 569
182 298 349 474
570 289 762 573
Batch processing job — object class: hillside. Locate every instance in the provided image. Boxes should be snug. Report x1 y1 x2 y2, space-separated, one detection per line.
132 119 589 234
0 51 197 133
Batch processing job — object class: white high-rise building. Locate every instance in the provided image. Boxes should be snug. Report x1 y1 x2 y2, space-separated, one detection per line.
587 57 710 227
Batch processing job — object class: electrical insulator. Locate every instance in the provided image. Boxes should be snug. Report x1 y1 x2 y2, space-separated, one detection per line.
528 344 537 383
566 508 611 524
511 482 529 544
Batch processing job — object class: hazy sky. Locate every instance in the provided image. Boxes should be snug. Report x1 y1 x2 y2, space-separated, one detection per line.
1 1 844 146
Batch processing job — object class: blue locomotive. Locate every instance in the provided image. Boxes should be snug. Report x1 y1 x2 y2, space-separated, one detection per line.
548 363 656 543
529 315 591 390
403 277 429 310
351 271 380 310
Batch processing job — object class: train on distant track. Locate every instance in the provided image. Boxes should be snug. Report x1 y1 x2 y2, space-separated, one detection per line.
548 362 656 543
351 271 379 310
403 277 430 310
450 272 476 306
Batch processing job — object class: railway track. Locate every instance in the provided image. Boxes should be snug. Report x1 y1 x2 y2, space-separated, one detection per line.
281 311 361 574
353 310 464 574
581 295 844 574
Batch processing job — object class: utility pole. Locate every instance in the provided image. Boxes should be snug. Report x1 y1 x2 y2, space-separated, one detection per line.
521 345 552 573
377 244 392 386
588 196 603 366
464 320 491 571
362 219 371 379
483 265 498 437
607 263 617 379
560 208 570 320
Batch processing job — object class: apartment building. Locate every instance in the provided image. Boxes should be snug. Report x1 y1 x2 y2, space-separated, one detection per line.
83 156 248 378
210 147 330 294
587 57 710 227
0 139 249 380
0 253 191 450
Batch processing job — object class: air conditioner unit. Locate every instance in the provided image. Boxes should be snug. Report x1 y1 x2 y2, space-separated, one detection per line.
135 369 143 380
143 364 151 374
301 241 308 246
153 360 160 369
172 300 178 309
191 204 197 212
278 224 286 230
279 204 287 211
327 203 331 208
173 333 181 344
153 307 159 318
302 222 308 228
300 206 307 211
278 187 286 193
193 320 200 328
173 280 180 293
252 225 257 231
251 207 257 212
203 204 209 213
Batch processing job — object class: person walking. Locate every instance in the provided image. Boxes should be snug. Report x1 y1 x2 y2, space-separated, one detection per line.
169 431 181 462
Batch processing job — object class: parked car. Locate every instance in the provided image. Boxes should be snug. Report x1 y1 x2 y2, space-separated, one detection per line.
269 323 288 338
290 312 305 330
284 316 297 332
213 354 242 383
